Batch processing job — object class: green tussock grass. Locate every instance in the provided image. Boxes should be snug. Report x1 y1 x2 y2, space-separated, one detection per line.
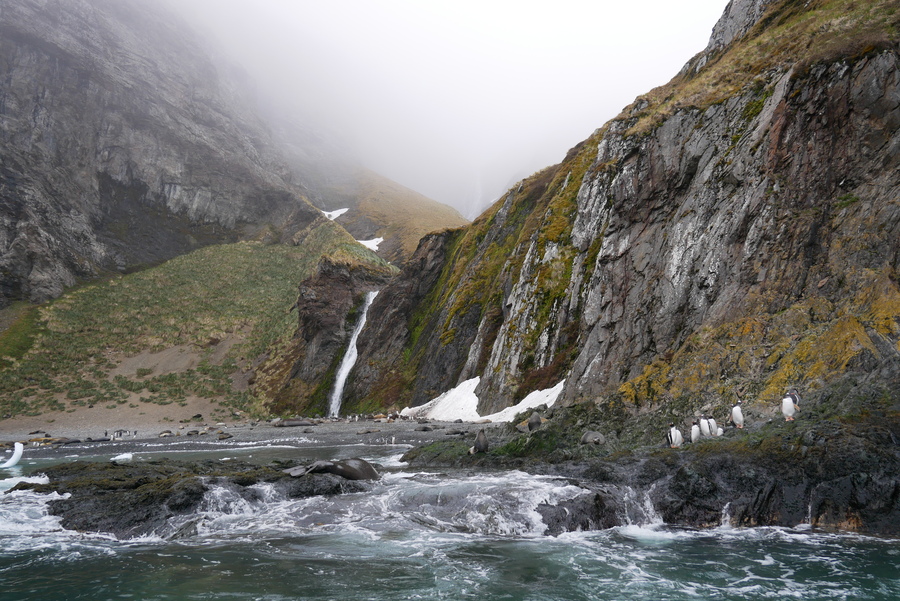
0 221 390 418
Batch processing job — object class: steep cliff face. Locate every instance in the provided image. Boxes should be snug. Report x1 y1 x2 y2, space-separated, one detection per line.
253 254 395 416
0 0 320 306
343 0 900 421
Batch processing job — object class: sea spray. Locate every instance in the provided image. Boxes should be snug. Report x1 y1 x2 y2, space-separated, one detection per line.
329 290 378 417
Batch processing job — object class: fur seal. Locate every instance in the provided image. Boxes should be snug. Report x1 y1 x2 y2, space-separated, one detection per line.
527 412 543 431
296 457 380 480
469 429 489 454
580 430 605 445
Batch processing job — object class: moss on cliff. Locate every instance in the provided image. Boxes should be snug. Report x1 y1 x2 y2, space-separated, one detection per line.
626 0 900 136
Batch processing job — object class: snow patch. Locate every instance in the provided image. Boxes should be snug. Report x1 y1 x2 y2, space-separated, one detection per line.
400 378 565 423
401 378 481 421
357 237 384 251
322 208 349 220
482 380 565 422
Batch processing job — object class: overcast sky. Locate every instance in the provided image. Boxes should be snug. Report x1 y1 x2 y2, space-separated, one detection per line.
171 0 730 218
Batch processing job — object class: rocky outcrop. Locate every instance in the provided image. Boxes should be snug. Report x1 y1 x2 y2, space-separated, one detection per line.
404 405 900 536
253 255 395 416
345 228 472 409
0 0 321 306
13 459 371 539
346 0 900 422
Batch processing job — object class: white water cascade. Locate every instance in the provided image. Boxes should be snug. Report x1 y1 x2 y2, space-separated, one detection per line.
328 290 378 417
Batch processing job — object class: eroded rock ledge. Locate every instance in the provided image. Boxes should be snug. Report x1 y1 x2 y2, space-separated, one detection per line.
403 408 900 536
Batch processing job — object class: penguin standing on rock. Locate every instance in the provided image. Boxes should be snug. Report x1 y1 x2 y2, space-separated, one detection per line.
709 416 720 437
731 400 744 429
691 420 701 444
666 423 684 448
699 415 712 437
782 389 801 421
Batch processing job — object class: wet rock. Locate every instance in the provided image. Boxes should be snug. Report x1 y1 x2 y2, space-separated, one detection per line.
10 458 372 539
537 491 622 535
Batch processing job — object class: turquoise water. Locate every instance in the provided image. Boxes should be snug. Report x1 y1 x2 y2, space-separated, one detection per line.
1 441 898 601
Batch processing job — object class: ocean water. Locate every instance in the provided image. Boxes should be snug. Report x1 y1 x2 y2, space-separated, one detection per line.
1 440 898 601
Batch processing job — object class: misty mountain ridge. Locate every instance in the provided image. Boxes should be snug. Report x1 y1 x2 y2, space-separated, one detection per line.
0 0 463 309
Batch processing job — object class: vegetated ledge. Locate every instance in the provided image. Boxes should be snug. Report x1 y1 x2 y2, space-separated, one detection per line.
402 390 900 536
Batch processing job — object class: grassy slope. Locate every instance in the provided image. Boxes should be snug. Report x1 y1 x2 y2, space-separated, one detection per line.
0 220 390 419
327 168 469 264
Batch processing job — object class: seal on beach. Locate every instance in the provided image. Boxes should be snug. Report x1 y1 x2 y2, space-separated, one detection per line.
288 458 380 481
469 429 489 454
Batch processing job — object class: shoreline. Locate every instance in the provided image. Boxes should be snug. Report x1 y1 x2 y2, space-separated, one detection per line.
0 413 504 462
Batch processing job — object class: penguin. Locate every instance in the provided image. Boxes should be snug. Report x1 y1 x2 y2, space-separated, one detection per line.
699 414 712 437
667 423 683 448
691 420 701 443
781 390 800 421
731 400 744 429
709 416 719 437
469 429 489 454
716 426 724 436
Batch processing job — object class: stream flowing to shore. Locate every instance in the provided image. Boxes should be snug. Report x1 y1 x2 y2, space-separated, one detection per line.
1 437 899 601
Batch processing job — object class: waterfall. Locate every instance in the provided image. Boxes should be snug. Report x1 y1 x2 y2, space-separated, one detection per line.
621 485 664 527
328 290 378 417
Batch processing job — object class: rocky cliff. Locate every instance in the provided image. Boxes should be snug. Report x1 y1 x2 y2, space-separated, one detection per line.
0 0 326 306
339 0 900 425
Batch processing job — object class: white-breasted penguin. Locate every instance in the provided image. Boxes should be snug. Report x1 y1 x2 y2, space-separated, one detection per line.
691 420 701 443
709 416 719 437
732 401 744 429
699 415 712 437
667 423 683 448
781 390 800 421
